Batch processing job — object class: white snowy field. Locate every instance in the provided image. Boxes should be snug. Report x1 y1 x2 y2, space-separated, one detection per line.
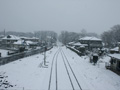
0 49 9 57
0 46 120 90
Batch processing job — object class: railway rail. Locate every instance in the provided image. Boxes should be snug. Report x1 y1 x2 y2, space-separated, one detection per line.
48 48 82 90
48 48 61 90
61 49 82 90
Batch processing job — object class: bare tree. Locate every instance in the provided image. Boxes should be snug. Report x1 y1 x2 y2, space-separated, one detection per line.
59 31 79 45
101 24 120 47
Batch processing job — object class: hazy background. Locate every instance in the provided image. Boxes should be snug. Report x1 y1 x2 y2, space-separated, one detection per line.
0 0 120 34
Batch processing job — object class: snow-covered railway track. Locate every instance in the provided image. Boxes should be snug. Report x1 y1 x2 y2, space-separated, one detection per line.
48 48 82 90
48 48 61 90
61 49 82 90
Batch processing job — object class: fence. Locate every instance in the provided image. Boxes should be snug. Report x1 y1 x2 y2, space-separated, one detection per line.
0 46 53 66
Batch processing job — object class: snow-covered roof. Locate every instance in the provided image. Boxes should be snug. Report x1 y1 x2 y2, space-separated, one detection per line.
2 35 20 40
118 42 120 44
20 36 39 40
68 42 75 45
110 47 119 51
79 36 101 41
109 54 120 60
13 40 36 45
26 41 34 45
73 42 82 46
13 40 25 45
20 36 27 39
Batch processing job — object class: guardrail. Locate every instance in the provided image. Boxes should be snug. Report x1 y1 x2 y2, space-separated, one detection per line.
0 46 53 66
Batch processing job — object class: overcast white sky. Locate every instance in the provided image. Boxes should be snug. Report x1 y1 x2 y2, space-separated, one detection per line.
0 0 120 34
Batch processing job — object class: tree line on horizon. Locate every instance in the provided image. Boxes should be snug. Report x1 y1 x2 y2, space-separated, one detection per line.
59 24 120 48
101 24 120 48
0 24 120 48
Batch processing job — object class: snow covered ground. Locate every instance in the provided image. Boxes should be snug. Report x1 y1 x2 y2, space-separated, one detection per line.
0 46 120 90
63 47 120 90
0 49 9 57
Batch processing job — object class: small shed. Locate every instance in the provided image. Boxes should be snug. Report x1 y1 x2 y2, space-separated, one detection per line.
73 42 85 54
110 47 119 54
67 42 75 46
109 54 120 71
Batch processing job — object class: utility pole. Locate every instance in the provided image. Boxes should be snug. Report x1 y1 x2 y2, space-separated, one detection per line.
4 29 6 37
44 46 47 66
42 40 48 68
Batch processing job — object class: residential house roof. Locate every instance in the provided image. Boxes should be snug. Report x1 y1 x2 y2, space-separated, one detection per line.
73 42 86 48
13 40 36 45
79 36 101 41
2 35 20 40
68 42 75 45
109 54 120 60
73 42 82 46
110 47 119 52
26 41 34 45
20 36 39 40
13 40 25 45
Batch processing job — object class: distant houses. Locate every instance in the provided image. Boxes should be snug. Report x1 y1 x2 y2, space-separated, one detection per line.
67 36 103 54
1 35 39 50
20 36 39 42
13 40 37 49
68 42 75 47
79 36 103 50
1 35 20 48
0 35 4 46
108 42 120 71
73 42 85 54
110 47 119 54
109 54 120 71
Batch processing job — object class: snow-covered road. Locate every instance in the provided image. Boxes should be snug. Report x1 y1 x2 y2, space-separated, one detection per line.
0 46 120 90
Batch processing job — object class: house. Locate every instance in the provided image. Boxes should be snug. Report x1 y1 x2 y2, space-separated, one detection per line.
1 35 20 48
110 42 120 54
108 43 120 72
13 40 38 50
67 42 75 46
13 40 26 49
73 42 85 54
109 54 120 71
0 35 4 46
20 37 39 42
26 41 38 49
110 47 119 54
79 36 103 50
